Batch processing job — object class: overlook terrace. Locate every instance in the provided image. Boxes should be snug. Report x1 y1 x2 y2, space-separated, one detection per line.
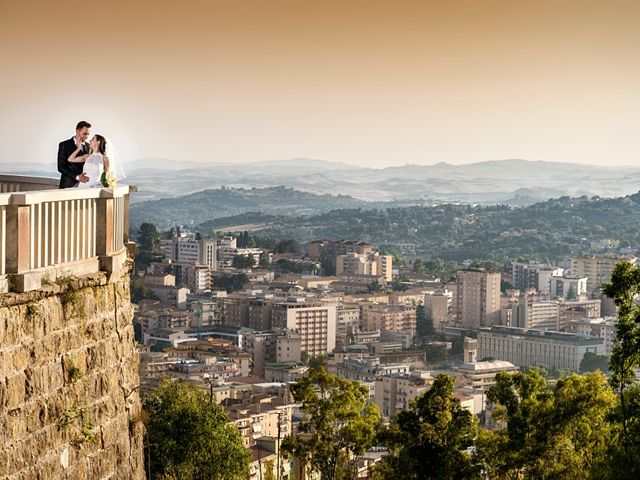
0 174 133 293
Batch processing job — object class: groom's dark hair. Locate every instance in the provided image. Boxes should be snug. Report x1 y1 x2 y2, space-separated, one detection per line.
76 121 91 131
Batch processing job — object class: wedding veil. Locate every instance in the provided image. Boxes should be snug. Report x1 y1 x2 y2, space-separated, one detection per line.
104 138 126 181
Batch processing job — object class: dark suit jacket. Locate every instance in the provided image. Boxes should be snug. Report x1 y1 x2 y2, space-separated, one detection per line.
58 138 88 188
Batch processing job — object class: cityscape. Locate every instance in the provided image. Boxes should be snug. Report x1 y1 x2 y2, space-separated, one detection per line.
3 1 640 479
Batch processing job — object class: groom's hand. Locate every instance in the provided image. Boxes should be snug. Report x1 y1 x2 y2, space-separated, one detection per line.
78 173 89 183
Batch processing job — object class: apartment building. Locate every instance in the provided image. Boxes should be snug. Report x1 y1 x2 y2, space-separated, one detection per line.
271 300 337 357
510 261 564 294
160 234 217 269
512 296 559 330
336 252 393 282
456 269 501 328
359 303 417 334
550 274 588 300
570 254 637 293
374 370 433 418
478 325 604 371
558 298 601 330
565 317 616 356
336 303 361 348
307 240 373 260
425 293 449 332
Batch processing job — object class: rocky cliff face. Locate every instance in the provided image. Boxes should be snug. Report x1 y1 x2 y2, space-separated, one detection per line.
0 263 145 479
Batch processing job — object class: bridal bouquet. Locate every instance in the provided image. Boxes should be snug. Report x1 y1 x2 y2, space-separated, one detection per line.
100 170 117 188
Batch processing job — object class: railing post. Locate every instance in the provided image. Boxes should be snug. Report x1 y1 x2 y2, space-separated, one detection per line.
5 202 30 274
5 194 38 292
123 192 130 243
96 194 114 257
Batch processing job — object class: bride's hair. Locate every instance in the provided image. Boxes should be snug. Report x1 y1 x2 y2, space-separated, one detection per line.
94 134 107 155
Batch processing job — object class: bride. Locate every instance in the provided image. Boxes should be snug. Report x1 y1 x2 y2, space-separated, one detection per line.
68 134 124 188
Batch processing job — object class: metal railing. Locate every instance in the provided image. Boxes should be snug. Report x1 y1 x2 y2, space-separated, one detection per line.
0 175 132 292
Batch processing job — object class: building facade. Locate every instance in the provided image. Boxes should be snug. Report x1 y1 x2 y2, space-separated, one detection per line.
456 269 501 328
478 325 604 371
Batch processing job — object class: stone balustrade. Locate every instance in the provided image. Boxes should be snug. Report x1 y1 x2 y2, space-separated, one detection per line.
0 175 132 292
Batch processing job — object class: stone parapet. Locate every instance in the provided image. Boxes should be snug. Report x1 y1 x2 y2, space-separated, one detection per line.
0 261 145 479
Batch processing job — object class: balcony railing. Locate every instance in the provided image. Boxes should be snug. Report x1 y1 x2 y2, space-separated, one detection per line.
0 174 133 292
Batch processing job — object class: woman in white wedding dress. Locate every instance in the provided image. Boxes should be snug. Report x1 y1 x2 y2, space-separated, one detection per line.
68 134 110 188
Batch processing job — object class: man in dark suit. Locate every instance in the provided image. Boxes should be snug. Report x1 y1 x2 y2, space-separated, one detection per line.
58 120 91 188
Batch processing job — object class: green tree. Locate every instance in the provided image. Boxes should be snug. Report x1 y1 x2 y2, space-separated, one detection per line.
415 304 433 338
282 367 380 480
320 254 336 276
376 374 479 479
412 258 426 273
143 379 250 480
212 273 250 292
603 261 640 447
579 351 610 373
276 239 303 254
479 370 616 479
232 254 254 269
136 222 161 270
138 222 160 252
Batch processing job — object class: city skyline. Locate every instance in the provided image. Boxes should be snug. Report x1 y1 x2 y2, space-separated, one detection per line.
1 0 639 168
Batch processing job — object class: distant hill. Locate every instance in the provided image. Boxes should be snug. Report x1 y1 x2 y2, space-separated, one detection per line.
191 193 640 263
4 157 640 205
129 186 392 229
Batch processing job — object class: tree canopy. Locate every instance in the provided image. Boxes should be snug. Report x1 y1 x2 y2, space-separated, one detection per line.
143 379 250 480
375 374 480 480
282 367 380 480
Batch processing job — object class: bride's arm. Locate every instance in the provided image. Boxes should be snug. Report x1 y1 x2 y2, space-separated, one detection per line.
68 145 89 163
103 156 110 171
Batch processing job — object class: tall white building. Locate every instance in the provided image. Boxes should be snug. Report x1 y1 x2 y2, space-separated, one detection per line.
271 300 337 357
161 234 217 269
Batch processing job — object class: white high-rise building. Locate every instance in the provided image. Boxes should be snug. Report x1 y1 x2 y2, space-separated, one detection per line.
161 234 217 269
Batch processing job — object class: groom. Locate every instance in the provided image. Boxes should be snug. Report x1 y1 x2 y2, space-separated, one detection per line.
57 120 91 188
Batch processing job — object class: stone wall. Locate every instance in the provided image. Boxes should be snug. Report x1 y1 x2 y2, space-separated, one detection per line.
0 263 145 479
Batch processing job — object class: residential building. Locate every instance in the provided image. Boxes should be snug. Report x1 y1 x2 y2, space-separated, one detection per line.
565 317 616 356
336 252 393 282
307 240 373 260
264 363 309 383
512 296 559 330
244 331 278 378
558 298 601 330
456 269 501 328
336 303 361 348
570 254 637 293
425 293 449 332
510 261 563 294
374 370 433 418
217 236 263 268
148 285 190 309
359 303 417 334
161 234 217 269
550 274 588 300
271 300 337 356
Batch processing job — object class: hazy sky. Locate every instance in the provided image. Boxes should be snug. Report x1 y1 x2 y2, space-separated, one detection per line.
1 0 639 168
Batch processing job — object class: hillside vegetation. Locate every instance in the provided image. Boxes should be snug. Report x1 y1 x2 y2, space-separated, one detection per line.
195 193 640 262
